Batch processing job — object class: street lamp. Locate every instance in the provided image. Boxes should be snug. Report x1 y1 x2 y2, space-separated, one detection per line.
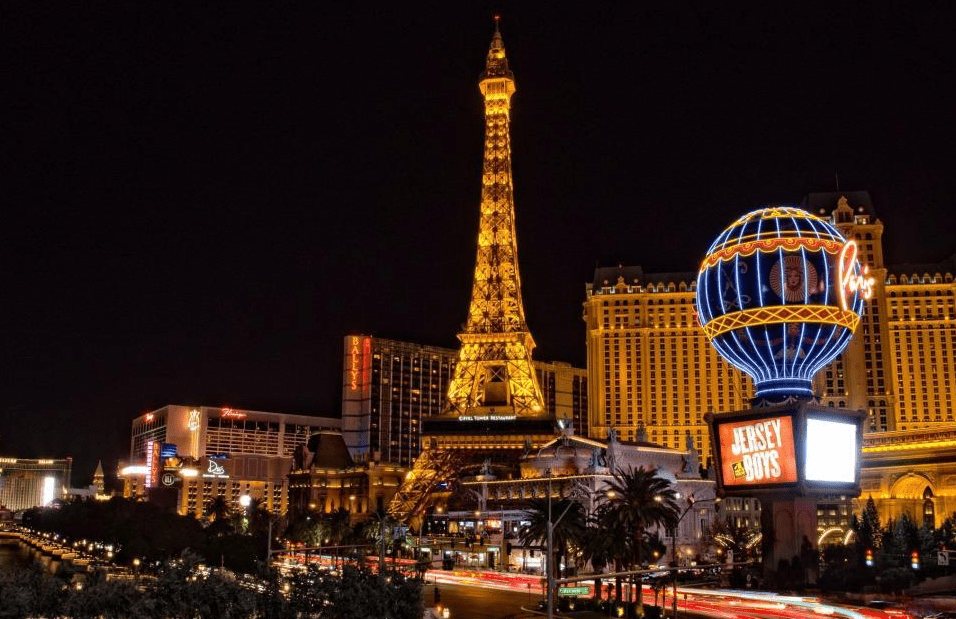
533 440 591 619
543 467 580 619
670 494 720 618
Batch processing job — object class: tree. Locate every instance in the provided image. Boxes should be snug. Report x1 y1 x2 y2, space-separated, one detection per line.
587 502 632 601
857 495 883 549
603 466 678 617
246 497 272 537
705 516 761 564
206 496 234 537
287 564 423 619
580 508 616 601
518 498 587 581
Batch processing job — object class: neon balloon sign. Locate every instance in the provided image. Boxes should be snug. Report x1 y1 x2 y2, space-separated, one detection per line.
695 206 870 400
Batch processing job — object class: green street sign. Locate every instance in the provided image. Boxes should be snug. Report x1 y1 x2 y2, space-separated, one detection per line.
558 586 590 596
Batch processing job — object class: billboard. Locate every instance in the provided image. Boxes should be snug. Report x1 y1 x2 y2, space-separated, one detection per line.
718 416 797 487
805 417 857 483
707 401 865 497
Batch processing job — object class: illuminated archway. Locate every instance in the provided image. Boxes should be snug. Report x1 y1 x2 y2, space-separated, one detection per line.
890 473 934 500
818 527 845 546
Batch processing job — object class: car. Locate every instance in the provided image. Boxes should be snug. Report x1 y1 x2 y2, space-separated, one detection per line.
925 612 956 619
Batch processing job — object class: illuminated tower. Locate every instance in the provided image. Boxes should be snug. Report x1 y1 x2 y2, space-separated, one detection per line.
93 460 105 495
390 20 554 523
443 18 546 420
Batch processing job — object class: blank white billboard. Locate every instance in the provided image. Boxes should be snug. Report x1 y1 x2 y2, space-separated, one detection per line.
805 418 857 483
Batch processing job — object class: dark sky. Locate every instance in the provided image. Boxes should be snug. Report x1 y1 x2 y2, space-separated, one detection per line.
4 3 955 485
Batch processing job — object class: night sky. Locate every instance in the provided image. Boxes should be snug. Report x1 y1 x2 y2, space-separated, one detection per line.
4 4 955 486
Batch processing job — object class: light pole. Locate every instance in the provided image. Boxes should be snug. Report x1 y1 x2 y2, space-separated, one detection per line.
545 468 579 619
533 440 583 619
670 495 719 618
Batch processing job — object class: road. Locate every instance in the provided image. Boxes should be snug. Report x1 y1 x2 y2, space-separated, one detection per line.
429 581 540 619
425 577 924 619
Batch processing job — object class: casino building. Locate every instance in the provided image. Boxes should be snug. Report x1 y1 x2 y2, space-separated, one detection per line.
583 191 955 465
341 335 587 467
0 457 72 512
120 405 339 517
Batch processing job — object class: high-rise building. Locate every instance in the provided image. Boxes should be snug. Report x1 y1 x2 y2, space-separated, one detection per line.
0 457 72 511
341 334 587 466
583 192 955 465
583 267 752 463
121 405 339 516
806 193 956 432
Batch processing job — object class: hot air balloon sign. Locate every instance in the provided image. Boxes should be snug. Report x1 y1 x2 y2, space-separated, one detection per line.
695 206 874 401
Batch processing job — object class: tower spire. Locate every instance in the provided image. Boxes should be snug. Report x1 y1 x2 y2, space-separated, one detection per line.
481 15 513 85
442 20 545 418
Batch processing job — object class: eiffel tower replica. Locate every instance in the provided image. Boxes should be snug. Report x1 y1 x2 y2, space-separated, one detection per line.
388 19 555 523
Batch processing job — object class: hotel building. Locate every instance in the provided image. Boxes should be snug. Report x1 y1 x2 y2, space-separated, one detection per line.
808 192 956 432
341 335 587 466
583 191 955 532
121 405 339 516
0 457 72 512
583 266 752 462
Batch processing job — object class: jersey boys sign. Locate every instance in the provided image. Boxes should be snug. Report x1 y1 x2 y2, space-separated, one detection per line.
719 416 797 486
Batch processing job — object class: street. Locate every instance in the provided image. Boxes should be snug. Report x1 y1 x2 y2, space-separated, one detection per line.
430 581 540 619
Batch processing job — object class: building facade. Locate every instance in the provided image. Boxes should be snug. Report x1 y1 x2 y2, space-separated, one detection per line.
583 192 955 465
435 431 717 570
858 425 956 529
806 192 956 433
121 405 339 517
287 431 407 519
0 457 72 512
583 267 752 463
341 335 587 466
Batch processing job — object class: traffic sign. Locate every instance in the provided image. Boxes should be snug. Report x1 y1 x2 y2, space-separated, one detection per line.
558 586 590 596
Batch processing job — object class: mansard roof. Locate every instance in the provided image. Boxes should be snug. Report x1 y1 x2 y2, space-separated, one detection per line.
887 254 956 279
591 265 696 290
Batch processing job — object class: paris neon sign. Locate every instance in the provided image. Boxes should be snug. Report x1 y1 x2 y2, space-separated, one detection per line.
837 240 875 310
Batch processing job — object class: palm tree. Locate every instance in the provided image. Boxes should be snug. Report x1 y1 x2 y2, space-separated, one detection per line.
518 498 587 583
581 506 618 601
603 466 679 616
205 496 233 536
588 501 635 602
246 497 271 536
323 506 351 545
